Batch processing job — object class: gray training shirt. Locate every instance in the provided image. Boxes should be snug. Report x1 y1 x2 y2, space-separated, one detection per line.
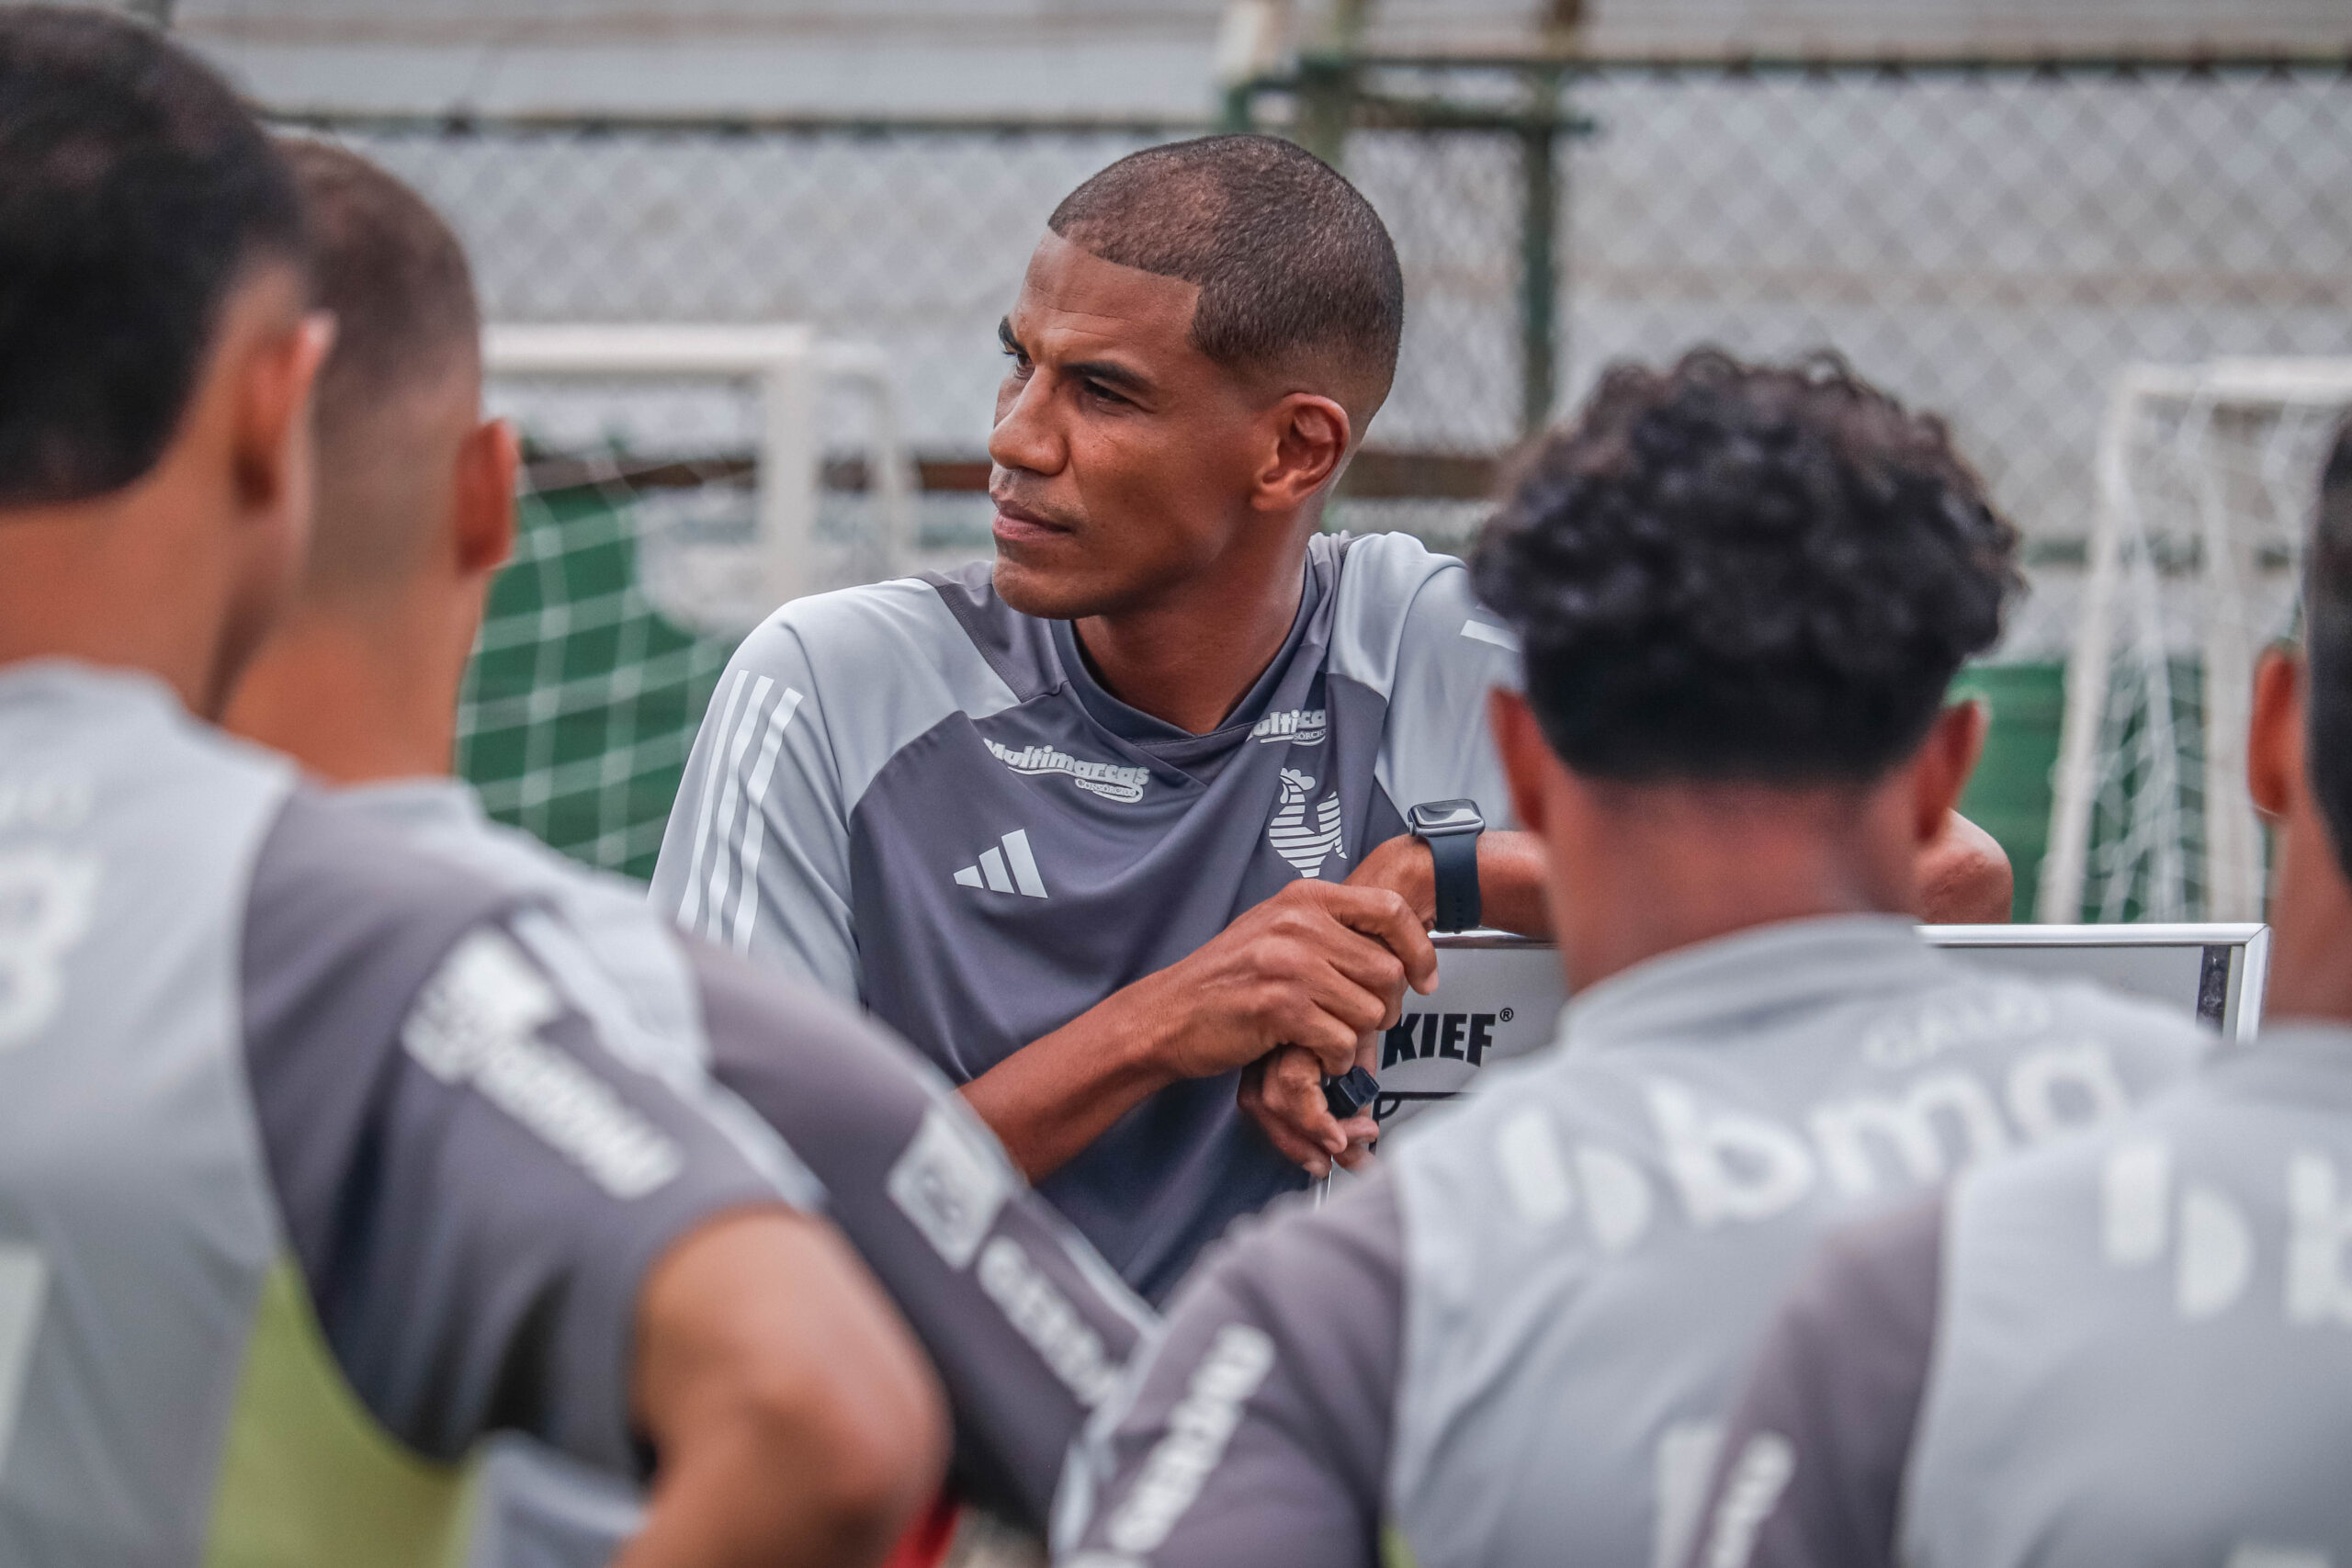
348 777 1155 1534
1690 1020 2352 1568
650 531 1519 1299
1058 916 2212 1568
0 661 788 1566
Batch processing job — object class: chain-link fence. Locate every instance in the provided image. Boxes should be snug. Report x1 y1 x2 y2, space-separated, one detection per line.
281 58 2352 897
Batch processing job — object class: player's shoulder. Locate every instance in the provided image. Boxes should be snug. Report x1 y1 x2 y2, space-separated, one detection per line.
727 565 1026 717
1328 530 1518 697
2025 974 2217 1066
249 787 526 952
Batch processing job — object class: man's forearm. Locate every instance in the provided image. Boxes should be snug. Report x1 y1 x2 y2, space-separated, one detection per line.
1350 829 1553 938
959 972 1183 1182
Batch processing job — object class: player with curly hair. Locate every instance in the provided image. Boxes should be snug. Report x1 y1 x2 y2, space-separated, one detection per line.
1055 350 2212 1568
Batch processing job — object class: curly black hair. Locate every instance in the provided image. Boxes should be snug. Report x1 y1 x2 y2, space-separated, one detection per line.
2306 420 2352 882
1472 349 2020 784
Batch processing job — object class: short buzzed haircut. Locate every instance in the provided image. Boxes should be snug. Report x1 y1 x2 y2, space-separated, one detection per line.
278 139 481 594
0 6 305 507
1048 135 1404 414
2307 422 2352 881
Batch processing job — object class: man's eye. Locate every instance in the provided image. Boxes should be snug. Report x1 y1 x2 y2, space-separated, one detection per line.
1081 378 1126 406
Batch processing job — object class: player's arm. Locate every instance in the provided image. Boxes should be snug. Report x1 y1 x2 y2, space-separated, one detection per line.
689 942 1156 1532
1057 1176 1405 1568
1682 1196 1946 1568
244 794 946 1564
960 878 1436 1181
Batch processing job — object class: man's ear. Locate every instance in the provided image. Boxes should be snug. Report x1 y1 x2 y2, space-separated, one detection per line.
1489 687 1551 835
2248 645 2305 820
451 417 520 581
1253 393 1351 511
232 307 336 524
1910 698 1989 845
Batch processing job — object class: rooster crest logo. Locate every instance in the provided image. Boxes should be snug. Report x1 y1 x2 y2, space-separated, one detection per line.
1268 768 1346 879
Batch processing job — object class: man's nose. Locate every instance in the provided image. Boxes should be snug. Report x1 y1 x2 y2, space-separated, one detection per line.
989 371 1065 477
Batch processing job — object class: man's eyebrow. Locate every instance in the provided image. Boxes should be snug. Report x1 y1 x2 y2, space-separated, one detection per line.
998 316 1021 352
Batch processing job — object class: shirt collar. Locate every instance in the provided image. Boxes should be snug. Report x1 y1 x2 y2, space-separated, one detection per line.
1557 913 1949 1050
0 656 188 721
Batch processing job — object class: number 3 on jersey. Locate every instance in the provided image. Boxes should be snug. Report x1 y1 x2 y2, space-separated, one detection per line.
0 848 100 1051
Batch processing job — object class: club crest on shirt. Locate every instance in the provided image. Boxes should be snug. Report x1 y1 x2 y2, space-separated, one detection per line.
1268 768 1346 879
1250 706 1328 746
985 739 1149 804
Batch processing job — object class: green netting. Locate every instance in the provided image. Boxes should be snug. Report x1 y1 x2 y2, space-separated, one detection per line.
458 482 743 881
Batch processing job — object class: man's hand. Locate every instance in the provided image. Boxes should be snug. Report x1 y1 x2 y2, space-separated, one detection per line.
1238 1043 1379 1179
962 879 1435 1181
1917 810 2015 924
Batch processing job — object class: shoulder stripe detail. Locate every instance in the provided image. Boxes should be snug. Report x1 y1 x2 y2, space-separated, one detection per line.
676 670 754 931
1460 618 1518 651
725 688 804 952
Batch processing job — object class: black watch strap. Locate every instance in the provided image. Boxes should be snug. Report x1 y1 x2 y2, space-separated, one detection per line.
1428 828 1481 932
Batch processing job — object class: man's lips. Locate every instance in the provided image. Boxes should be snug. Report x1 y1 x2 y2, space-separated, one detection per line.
991 499 1074 545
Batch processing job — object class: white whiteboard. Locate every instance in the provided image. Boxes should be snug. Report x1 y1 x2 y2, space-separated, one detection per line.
1368 923 2269 1131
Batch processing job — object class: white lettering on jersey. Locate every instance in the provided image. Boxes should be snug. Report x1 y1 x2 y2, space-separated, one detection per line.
1249 707 1328 747
2098 1137 2256 1320
888 1104 1015 1269
0 773 91 834
1695 1432 1795 1568
1650 1079 1817 1226
0 1245 48 1479
954 829 1049 898
403 929 684 1199
1105 1323 1275 1555
1268 768 1345 879
0 847 100 1052
2227 1546 2334 1568
2288 1152 2352 1327
1810 1073 2009 1197
1860 985 2053 1069
986 739 1148 805
977 1235 1122 1407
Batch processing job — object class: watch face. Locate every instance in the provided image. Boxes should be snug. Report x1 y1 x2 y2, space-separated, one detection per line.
1411 799 1484 834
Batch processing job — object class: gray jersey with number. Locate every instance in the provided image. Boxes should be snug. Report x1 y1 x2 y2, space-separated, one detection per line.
649 532 1519 1299
1057 916 2211 1568
0 661 789 1567
1692 1021 2352 1568
346 777 1154 1541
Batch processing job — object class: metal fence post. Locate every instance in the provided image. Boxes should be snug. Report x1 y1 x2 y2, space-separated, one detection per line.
1519 67 1563 437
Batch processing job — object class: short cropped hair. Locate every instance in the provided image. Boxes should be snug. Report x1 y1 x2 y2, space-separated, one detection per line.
0 6 304 506
2306 423 2352 881
1048 135 1403 410
1474 349 2019 784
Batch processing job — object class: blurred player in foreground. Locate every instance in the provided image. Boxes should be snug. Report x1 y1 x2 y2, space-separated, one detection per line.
225 141 1153 1555
1056 352 2208 1568
0 10 944 1565
1681 425 2352 1568
654 136 2014 1303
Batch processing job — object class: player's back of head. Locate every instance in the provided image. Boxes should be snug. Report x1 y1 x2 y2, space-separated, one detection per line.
2305 420 2352 881
1048 134 1403 425
0 6 304 507
1473 349 2020 784
277 138 481 601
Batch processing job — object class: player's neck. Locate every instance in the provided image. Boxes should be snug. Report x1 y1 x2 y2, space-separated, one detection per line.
0 483 247 718
1069 531 1310 736
2259 813 2352 1027
1548 784 1914 994
225 601 466 784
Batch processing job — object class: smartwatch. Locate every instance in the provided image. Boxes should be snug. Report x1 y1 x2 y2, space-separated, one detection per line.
1408 798 1486 932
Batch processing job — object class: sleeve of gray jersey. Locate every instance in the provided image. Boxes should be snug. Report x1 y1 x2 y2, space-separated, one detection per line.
687 941 1154 1532
1683 1195 1947 1568
243 792 790 1474
1342 535 1521 829
1057 1174 1406 1568
648 619 861 999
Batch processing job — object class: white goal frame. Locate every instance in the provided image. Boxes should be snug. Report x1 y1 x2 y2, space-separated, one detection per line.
481 322 915 609
2040 356 2352 924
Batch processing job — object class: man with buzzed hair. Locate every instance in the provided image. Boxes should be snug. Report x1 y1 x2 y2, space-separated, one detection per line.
0 11 944 1567
228 139 1154 1553
654 136 2010 1301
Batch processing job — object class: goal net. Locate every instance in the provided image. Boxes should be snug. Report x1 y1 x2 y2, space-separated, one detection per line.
2041 358 2352 924
461 325 912 878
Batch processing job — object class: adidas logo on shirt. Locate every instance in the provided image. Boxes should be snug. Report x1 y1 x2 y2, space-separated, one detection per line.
954 829 1048 899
